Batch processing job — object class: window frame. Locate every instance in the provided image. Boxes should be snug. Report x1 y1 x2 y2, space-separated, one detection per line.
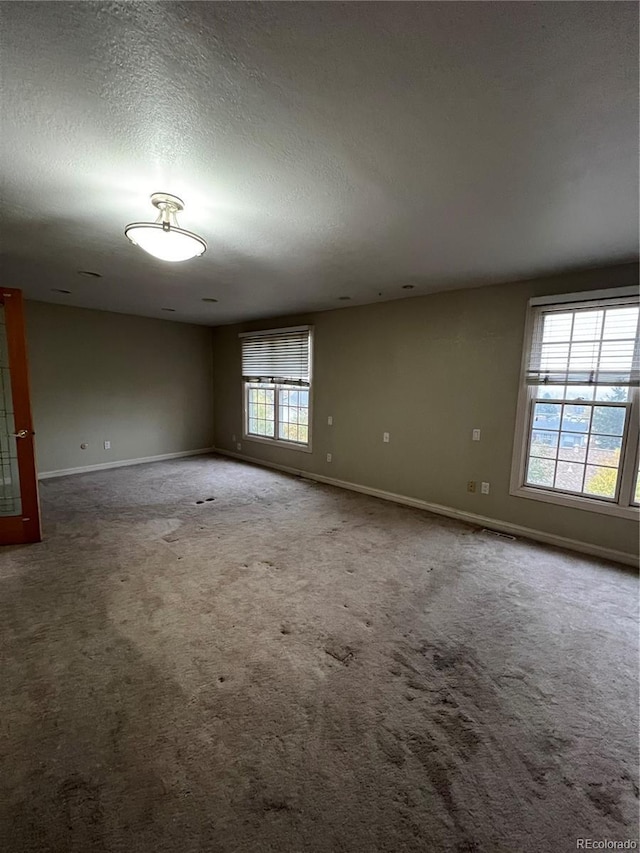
241 327 313 453
510 287 640 520
243 382 313 452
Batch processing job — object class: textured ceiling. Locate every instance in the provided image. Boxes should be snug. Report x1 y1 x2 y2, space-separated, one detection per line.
1 1 638 325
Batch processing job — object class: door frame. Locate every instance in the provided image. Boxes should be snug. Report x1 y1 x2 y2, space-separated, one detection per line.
0 289 41 544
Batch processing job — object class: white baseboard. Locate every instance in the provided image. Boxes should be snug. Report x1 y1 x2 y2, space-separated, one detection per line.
38 447 215 480
214 448 639 569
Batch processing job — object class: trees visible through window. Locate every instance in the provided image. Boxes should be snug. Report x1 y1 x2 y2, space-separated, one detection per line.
246 384 310 445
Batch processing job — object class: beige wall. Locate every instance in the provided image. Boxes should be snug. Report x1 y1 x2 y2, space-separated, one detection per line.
26 302 214 474
212 264 639 560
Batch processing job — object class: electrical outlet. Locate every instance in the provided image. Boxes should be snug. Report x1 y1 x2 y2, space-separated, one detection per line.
472 429 481 441
327 416 333 426
467 480 476 493
236 442 241 451
104 440 111 450
383 432 390 443
326 452 332 462
481 482 490 494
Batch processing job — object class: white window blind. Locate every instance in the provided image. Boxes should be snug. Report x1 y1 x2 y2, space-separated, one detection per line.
526 297 640 388
240 327 311 386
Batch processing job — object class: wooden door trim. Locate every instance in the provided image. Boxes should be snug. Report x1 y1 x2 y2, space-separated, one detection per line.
1 289 41 543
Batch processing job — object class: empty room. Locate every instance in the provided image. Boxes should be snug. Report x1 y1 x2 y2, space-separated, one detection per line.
1 2 638 852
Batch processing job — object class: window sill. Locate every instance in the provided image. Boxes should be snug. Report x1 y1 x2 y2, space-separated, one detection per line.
510 485 639 520
243 434 313 454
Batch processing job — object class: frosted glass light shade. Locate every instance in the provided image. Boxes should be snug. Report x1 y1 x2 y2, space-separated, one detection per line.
125 223 207 262
124 193 207 262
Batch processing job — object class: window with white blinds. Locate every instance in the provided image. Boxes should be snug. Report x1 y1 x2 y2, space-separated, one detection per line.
511 288 640 517
526 298 639 389
240 326 313 450
240 327 311 386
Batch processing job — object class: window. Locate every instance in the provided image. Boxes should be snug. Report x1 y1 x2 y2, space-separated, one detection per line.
511 287 640 518
240 326 312 450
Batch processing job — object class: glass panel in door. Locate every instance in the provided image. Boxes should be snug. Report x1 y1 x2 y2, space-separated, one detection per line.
0 304 22 517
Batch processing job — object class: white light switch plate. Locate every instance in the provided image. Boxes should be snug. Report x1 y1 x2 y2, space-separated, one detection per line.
472 429 481 441
383 432 390 443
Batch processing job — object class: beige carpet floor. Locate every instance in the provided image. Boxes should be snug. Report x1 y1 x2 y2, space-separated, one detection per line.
1 454 638 853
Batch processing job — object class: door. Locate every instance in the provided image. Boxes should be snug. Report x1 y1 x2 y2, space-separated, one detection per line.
0 288 41 544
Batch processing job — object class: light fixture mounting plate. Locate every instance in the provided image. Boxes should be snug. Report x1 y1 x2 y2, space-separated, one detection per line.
150 192 184 212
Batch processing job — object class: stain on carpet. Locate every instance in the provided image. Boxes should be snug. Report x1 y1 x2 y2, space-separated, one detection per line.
586 783 624 824
324 640 356 665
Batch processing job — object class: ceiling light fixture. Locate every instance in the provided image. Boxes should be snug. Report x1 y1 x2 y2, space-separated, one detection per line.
402 284 415 290
201 297 218 303
125 193 207 263
78 270 102 278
